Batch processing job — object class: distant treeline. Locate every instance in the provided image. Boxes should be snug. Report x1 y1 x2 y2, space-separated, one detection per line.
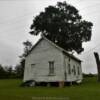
83 73 97 77
0 60 25 79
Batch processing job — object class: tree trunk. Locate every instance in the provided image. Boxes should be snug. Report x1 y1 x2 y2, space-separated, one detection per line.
94 52 100 82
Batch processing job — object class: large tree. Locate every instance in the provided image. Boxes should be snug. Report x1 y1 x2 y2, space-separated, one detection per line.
30 1 93 53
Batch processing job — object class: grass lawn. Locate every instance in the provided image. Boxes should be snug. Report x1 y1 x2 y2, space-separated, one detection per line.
0 77 100 100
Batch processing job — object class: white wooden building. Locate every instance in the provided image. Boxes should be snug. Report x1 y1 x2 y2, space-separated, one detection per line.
23 36 83 86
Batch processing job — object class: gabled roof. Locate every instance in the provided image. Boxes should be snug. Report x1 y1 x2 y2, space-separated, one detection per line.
27 36 81 62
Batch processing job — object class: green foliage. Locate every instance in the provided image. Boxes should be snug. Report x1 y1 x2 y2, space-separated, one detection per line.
83 73 97 77
22 40 32 57
30 1 93 53
15 60 25 79
0 65 6 79
0 65 16 79
0 64 24 79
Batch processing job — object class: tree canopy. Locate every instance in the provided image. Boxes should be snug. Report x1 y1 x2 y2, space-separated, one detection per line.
21 40 32 57
30 1 93 53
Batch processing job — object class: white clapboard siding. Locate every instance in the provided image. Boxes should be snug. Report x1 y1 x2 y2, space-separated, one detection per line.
23 39 65 82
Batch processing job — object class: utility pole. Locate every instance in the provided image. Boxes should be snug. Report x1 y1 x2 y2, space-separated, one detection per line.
94 52 100 82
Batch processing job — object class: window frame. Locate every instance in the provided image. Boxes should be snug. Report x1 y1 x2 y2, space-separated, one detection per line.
73 65 76 75
68 63 71 75
31 64 35 72
48 61 55 76
78 66 80 75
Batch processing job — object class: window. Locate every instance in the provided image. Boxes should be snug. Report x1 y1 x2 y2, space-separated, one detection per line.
78 66 80 75
31 64 35 67
68 64 71 75
31 64 35 72
69 58 70 62
73 65 76 75
49 61 54 75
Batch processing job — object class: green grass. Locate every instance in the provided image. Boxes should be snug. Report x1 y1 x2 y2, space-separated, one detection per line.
0 77 100 100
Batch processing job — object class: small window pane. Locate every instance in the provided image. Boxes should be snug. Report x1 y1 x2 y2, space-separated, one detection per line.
49 61 54 75
68 64 71 74
78 67 80 75
31 64 35 72
73 65 76 75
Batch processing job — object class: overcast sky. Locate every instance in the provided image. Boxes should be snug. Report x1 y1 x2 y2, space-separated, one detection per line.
0 0 100 73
